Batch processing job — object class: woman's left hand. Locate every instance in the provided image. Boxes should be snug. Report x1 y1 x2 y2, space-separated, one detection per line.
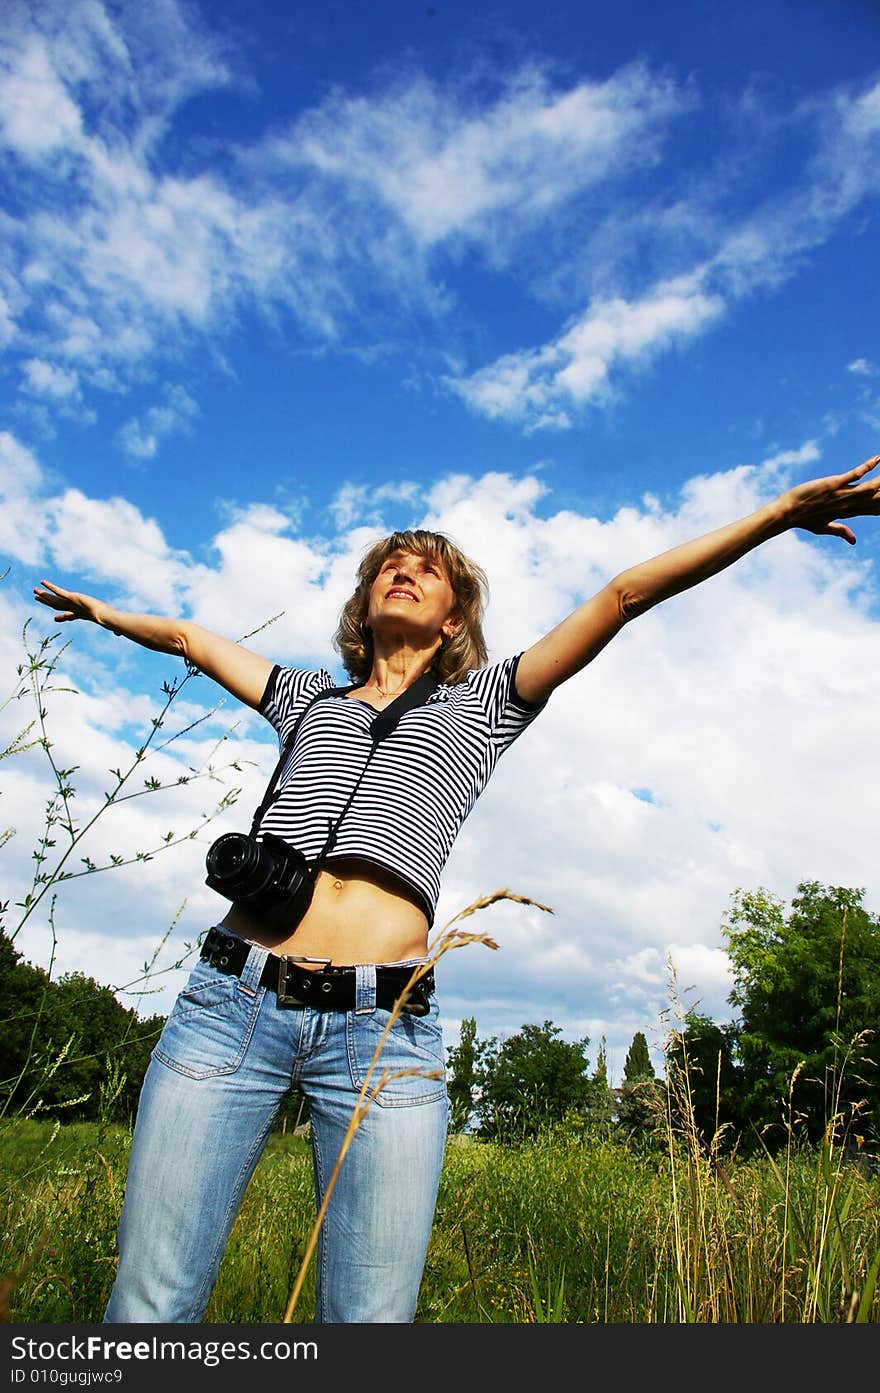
783 453 880 544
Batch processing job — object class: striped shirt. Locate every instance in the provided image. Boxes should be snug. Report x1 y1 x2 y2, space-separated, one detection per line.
257 655 545 923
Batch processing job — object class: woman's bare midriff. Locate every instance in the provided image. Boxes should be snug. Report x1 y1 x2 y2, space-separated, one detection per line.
218 857 430 966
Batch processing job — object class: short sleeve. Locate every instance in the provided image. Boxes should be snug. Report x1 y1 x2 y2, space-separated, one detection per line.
462 653 546 753
259 665 336 749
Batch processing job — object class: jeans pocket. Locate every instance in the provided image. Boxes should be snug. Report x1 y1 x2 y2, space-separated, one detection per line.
153 960 263 1079
346 998 447 1107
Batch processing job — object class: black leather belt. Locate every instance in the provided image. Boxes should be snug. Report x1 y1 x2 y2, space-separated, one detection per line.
200 927 435 1016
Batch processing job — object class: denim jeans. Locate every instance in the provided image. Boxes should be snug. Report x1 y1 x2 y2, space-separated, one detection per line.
104 934 449 1323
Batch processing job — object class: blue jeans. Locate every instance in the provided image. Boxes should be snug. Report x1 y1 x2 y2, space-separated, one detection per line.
104 934 449 1323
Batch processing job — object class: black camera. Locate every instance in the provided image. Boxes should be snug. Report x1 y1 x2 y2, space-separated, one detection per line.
205 831 315 928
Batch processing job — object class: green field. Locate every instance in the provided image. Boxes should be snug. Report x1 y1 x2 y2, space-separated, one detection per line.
3 1118 878 1324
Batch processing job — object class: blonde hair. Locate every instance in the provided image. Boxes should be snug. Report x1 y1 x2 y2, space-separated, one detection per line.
334 529 489 686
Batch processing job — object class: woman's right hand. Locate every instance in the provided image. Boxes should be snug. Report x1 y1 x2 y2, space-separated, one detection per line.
33 580 107 625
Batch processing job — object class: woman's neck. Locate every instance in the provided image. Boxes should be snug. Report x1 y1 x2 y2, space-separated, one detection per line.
365 645 437 697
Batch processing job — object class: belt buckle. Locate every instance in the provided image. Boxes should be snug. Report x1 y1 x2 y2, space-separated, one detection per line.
276 955 331 1006
277 957 306 1006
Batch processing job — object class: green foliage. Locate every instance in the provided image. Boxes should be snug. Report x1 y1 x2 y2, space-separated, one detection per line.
0 930 164 1123
623 1030 655 1083
666 1011 744 1153
474 1020 598 1141
446 1015 485 1132
0 1120 316 1322
723 882 880 1151
614 1029 665 1151
526 1251 567 1322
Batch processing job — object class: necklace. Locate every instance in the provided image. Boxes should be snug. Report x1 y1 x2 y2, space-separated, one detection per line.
370 678 407 699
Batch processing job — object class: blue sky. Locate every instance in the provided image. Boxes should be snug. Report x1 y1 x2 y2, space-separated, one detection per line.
1 0 879 1079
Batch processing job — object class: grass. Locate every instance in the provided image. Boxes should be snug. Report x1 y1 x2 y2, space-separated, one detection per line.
3 1118 878 1324
3 875 877 1325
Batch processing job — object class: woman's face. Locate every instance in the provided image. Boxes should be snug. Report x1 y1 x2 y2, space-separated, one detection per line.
366 549 458 647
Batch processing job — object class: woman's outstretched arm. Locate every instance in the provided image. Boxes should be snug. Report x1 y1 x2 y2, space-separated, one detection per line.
33 581 274 710
515 452 880 705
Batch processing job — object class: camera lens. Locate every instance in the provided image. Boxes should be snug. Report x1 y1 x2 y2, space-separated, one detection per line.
207 833 255 878
205 831 311 922
206 832 275 895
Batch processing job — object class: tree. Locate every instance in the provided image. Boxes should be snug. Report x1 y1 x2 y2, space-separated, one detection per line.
0 929 49 1113
623 1031 654 1083
0 930 163 1122
446 1015 484 1132
616 1030 664 1150
589 1035 616 1137
666 1011 744 1153
723 882 880 1150
475 1020 594 1141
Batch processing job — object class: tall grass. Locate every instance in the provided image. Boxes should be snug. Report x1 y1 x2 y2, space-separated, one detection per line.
3 902 878 1325
2 868 878 1323
4 1113 878 1323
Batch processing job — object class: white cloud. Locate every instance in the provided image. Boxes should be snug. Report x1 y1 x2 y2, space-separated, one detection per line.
711 78 880 297
283 61 688 247
754 440 821 475
21 357 80 399
0 429 42 495
0 290 17 348
39 487 201 612
0 430 51 563
0 32 83 155
0 1 240 391
447 73 880 430
449 271 724 428
117 383 199 459
329 481 422 532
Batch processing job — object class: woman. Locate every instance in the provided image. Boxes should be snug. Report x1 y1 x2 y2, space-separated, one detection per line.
34 452 880 1323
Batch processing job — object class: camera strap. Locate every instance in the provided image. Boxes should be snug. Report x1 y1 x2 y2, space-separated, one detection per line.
249 672 439 866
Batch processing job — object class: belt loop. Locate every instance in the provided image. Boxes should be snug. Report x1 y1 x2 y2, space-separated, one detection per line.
354 963 376 1014
239 942 269 996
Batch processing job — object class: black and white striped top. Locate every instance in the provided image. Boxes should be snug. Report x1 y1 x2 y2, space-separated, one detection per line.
257 655 545 923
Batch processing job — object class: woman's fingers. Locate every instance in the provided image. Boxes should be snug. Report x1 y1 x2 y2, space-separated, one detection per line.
820 521 857 544
820 455 879 509
838 454 880 492
35 579 69 599
34 580 87 621
790 455 880 542
848 453 880 480
34 583 67 609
